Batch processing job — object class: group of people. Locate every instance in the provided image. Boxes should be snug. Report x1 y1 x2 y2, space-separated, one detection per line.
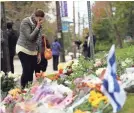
6 9 61 89
4 9 96 89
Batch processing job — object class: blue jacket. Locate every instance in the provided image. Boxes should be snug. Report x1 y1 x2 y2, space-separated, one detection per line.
51 41 61 56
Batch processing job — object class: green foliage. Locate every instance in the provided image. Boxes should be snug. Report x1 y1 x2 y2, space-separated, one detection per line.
93 19 112 41
67 56 94 82
93 18 114 52
95 41 112 52
63 32 72 51
74 100 92 112
1 76 15 92
113 2 134 37
95 44 134 75
116 45 134 60
93 1 134 51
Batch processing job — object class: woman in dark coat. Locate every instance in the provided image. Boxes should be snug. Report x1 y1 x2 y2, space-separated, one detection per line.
35 35 50 73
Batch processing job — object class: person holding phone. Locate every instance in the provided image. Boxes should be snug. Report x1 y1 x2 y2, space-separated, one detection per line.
16 9 45 88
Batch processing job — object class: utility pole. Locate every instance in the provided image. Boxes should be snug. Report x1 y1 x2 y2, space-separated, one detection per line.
1 2 11 74
56 1 65 62
78 1 80 39
87 1 94 60
83 15 85 34
78 12 80 39
73 1 76 58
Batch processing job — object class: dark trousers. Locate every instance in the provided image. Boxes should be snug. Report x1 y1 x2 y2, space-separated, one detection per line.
10 55 14 73
18 52 37 88
35 56 48 73
87 46 91 58
53 55 59 71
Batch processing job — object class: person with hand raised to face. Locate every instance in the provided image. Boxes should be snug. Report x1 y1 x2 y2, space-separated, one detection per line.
16 9 45 88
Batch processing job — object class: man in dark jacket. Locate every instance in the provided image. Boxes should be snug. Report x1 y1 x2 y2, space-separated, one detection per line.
86 33 96 58
7 22 18 73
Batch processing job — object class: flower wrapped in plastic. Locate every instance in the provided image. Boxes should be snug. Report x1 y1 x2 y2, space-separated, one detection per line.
13 101 37 113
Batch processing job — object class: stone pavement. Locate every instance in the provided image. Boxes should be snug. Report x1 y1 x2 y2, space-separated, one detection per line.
14 55 73 75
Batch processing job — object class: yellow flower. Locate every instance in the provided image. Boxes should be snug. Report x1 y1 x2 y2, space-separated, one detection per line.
90 90 97 96
8 88 21 98
89 90 109 108
74 109 86 113
58 63 65 70
48 103 54 108
100 96 107 101
91 101 99 108
96 92 103 98
88 96 98 103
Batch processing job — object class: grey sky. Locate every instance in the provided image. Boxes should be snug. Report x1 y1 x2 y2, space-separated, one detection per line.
66 1 95 33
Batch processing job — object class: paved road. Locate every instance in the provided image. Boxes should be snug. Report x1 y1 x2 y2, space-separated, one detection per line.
14 55 72 75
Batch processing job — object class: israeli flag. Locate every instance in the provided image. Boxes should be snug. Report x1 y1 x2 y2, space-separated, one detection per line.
101 45 126 113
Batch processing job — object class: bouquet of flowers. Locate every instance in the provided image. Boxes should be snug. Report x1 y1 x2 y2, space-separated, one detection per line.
1 72 20 94
1 88 23 113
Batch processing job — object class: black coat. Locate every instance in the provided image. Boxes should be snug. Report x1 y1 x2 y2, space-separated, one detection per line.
7 29 18 56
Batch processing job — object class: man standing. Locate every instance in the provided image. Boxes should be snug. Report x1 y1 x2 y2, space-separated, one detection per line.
7 22 18 73
51 39 61 71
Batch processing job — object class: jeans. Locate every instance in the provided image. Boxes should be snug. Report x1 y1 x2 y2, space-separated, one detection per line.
53 55 59 71
35 56 48 73
9 55 14 73
18 52 37 88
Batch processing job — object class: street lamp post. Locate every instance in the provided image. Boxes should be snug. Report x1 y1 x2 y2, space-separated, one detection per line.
87 1 94 60
1 2 11 74
56 1 65 62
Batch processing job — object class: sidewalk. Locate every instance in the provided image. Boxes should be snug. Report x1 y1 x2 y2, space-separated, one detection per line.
14 55 73 75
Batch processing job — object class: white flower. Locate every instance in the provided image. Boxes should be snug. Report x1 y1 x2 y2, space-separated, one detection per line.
125 58 133 64
94 59 103 67
121 62 127 67
24 88 29 92
95 59 101 62
8 71 14 78
96 68 106 76
72 60 78 69
14 78 18 82
0 71 5 78
8 72 20 78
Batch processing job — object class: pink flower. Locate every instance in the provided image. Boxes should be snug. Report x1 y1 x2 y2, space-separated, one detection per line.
74 78 83 85
55 93 73 108
3 95 14 104
30 85 39 94
94 61 102 67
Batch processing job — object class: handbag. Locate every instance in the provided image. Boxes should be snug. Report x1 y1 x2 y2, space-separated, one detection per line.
44 37 52 60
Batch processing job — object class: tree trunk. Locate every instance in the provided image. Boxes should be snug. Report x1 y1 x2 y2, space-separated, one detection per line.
114 24 123 48
109 2 123 48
